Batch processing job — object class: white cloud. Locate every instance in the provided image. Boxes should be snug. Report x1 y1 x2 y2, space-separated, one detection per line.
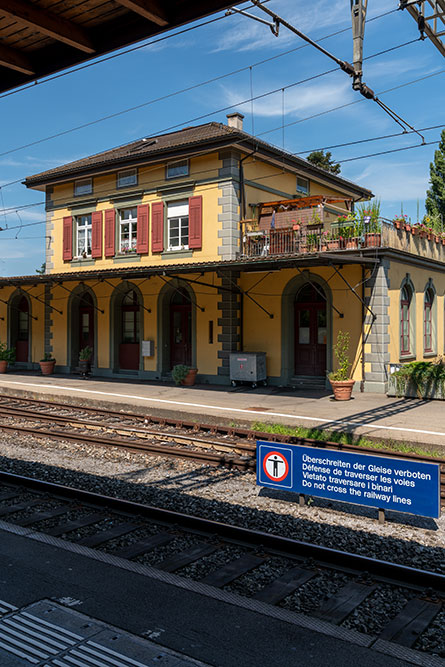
221 78 352 119
347 156 429 201
213 0 390 54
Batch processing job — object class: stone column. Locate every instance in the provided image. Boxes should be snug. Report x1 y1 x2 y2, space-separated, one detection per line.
218 150 241 261
363 258 390 393
217 271 241 379
44 284 53 358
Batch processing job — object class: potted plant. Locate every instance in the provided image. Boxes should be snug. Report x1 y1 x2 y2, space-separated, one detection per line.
328 331 354 400
40 352 56 375
79 346 93 376
0 342 15 373
172 364 198 386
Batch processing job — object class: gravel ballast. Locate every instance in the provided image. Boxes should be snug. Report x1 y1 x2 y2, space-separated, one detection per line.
0 431 443 577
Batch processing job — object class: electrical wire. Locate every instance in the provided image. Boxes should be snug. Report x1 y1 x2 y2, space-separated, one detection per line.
0 4 397 103
337 139 439 163
0 10 402 162
0 39 432 199
3 118 445 217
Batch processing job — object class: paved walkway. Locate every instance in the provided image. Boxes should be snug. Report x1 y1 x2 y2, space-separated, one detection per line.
1 372 445 452
0 527 423 667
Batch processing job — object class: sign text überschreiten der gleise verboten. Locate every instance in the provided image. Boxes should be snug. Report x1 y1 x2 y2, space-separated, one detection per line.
257 442 440 519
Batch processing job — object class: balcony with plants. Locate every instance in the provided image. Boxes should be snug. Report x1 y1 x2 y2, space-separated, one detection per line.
240 197 382 259
240 197 445 263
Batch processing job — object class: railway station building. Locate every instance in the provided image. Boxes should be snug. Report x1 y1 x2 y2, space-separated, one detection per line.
1 113 445 393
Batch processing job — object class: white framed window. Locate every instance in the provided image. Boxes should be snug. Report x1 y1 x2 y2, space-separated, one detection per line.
166 160 189 179
117 168 137 189
76 214 92 258
167 201 189 250
296 177 309 195
119 207 138 253
74 178 93 197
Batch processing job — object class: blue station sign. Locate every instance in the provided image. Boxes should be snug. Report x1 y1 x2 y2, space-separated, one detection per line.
257 441 441 519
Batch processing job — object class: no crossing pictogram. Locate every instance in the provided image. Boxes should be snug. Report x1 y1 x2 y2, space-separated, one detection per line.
263 451 289 482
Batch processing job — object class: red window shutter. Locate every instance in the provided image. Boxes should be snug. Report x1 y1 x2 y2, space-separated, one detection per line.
136 204 150 254
63 216 73 261
151 202 164 253
189 196 202 249
104 209 115 257
91 211 103 259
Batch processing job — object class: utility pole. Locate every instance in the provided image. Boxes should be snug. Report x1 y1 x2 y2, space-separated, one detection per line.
350 0 368 90
399 0 445 57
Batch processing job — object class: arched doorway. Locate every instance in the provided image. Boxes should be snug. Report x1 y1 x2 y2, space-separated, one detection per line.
119 290 141 370
9 294 30 363
169 287 192 368
68 287 97 370
294 284 327 376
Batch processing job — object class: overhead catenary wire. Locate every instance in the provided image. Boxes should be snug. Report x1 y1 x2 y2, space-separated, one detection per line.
0 135 441 238
0 11 405 163
0 4 397 104
0 39 433 199
249 1 425 139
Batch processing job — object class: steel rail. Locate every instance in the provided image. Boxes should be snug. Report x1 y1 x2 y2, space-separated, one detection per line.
1 396 444 505
0 421 254 470
0 405 254 454
1 393 444 464
0 469 443 593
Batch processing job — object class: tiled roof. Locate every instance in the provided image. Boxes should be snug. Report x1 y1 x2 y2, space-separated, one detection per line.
24 121 373 198
24 123 242 185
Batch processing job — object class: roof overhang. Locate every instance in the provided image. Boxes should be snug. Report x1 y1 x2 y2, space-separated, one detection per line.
0 1 245 95
0 252 379 287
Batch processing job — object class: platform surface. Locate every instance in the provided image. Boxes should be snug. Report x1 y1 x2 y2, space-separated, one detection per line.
0 524 430 667
1 372 445 451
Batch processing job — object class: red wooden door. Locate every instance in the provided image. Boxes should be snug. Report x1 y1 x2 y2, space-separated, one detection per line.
170 304 191 367
79 295 94 355
294 285 326 376
16 297 29 362
119 291 140 370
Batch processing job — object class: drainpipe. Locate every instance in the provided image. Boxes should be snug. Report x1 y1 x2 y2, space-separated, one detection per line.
239 149 257 354
239 148 258 221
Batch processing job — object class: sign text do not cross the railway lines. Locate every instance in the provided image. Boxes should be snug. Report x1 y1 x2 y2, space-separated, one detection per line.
257 441 441 519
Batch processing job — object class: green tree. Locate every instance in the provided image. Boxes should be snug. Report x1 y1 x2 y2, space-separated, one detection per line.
425 129 445 222
306 150 341 175
35 262 46 274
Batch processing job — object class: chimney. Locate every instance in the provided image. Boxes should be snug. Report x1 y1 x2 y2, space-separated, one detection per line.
227 112 244 131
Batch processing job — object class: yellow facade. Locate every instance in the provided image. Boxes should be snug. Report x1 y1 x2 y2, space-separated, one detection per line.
388 260 445 364
8 121 443 394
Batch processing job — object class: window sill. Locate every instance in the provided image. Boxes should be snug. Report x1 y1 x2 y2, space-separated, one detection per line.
423 351 437 358
113 254 141 263
161 249 193 260
399 354 416 362
70 257 95 267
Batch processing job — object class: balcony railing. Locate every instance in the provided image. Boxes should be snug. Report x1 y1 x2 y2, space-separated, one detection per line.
241 224 383 258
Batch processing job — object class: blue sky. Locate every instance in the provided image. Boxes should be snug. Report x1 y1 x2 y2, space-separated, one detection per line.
0 0 444 277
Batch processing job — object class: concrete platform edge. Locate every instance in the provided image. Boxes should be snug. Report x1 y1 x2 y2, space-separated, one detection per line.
0 520 441 667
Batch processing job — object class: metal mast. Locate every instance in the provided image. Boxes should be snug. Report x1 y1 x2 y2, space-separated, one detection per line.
399 1 445 57
350 0 368 90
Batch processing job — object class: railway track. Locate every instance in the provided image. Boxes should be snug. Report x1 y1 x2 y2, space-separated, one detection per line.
0 470 443 660
1 394 444 506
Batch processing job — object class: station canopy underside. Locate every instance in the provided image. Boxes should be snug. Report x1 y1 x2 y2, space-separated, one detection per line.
0 0 243 94
0 253 378 288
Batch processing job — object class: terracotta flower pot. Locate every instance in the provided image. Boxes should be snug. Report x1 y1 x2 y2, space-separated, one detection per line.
0 360 8 373
40 360 55 375
330 379 355 401
181 368 197 386
365 233 381 247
